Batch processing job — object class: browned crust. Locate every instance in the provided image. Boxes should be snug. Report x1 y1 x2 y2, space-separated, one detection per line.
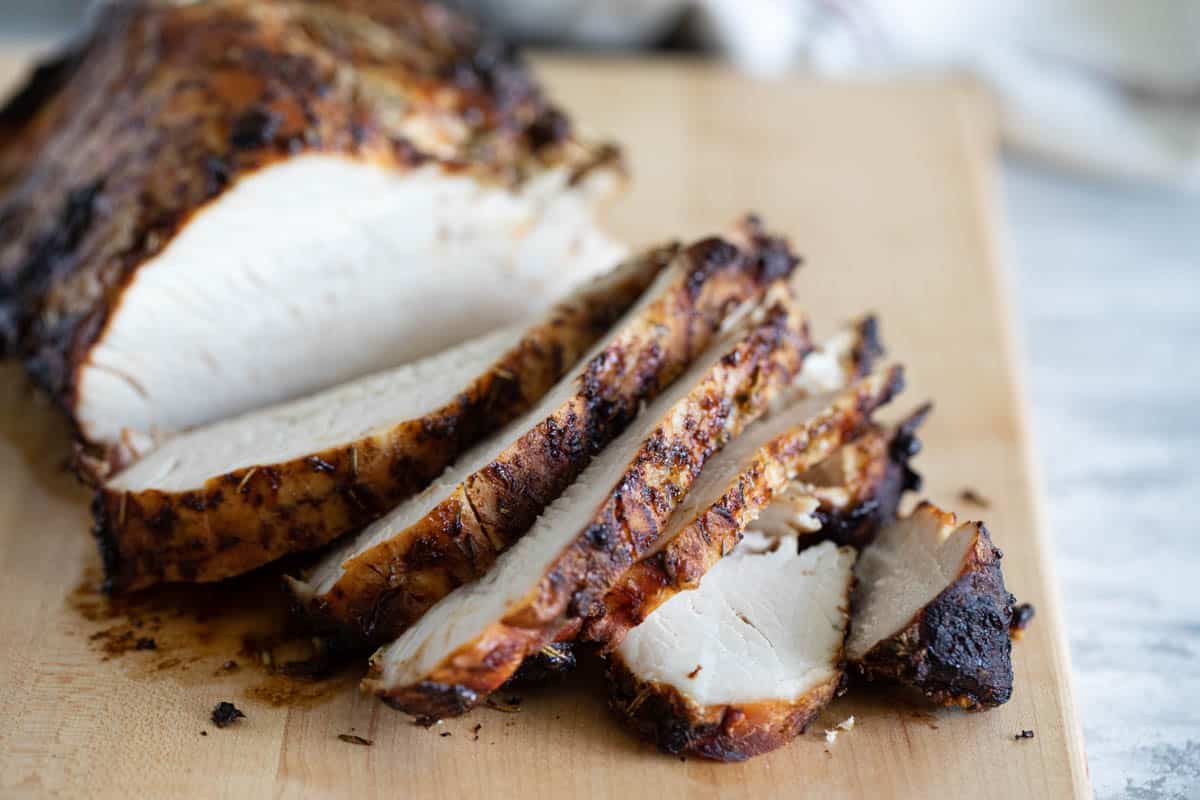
364 276 811 719
605 651 840 761
581 366 905 650
0 0 623 441
91 247 670 592
300 228 805 646
852 503 1016 710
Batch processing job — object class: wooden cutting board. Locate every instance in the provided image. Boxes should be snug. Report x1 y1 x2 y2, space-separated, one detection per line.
0 55 1091 798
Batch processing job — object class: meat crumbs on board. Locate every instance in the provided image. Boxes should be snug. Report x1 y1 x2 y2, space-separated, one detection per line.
211 702 245 728
338 734 373 747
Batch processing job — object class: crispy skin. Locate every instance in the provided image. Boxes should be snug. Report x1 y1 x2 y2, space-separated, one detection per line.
0 0 621 441
852 503 1016 710
605 639 840 762
363 291 810 719
297 229 804 646
581 366 905 650
91 250 668 592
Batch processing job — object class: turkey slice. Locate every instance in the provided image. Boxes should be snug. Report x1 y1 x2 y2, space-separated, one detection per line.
846 502 1018 709
608 537 855 761
363 295 808 720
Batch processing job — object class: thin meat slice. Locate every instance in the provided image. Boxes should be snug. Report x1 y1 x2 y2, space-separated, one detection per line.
846 502 1017 709
289 221 803 646
92 251 667 592
582 364 904 650
607 537 855 761
362 299 810 721
753 404 930 546
0 0 625 450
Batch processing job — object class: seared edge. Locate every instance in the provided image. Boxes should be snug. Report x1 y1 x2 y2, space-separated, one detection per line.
363 277 811 719
852 502 1017 710
0 0 623 439
582 366 905 650
604 637 841 762
92 244 671 593
294 223 802 645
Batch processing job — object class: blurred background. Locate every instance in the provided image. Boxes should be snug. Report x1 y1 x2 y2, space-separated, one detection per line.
2 2 1198 798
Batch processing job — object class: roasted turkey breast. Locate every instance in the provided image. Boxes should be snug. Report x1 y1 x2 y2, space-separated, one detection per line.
93 249 667 591
0 0 624 449
362 292 810 721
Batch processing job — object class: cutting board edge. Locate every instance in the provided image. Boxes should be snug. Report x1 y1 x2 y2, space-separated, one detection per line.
951 83 1093 799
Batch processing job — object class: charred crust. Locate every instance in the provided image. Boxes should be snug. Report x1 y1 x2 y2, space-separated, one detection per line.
891 402 932 462
90 494 125 594
526 107 571 151
606 656 833 761
1009 602 1035 637
0 44 85 132
380 681 480 726
810 403 930 549
915 535 1015 709
856 523 1016 710
1 177 105 362
851 315 885 378
505 642 577 687
228 107 281 150
682 238 742 298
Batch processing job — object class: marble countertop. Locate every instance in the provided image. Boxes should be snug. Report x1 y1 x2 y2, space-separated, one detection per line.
1003 161 1200 800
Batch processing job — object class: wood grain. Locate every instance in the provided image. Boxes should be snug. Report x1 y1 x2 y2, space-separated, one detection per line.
0 54 1091 799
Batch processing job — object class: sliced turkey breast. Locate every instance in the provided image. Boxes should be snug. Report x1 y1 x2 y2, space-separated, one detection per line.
846 502 1016 709
753 404 930 546
583 364 904 649
607 537 855 761
362 298 809 721
289 222 803 645
92 250 667 592
0 0 625 450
